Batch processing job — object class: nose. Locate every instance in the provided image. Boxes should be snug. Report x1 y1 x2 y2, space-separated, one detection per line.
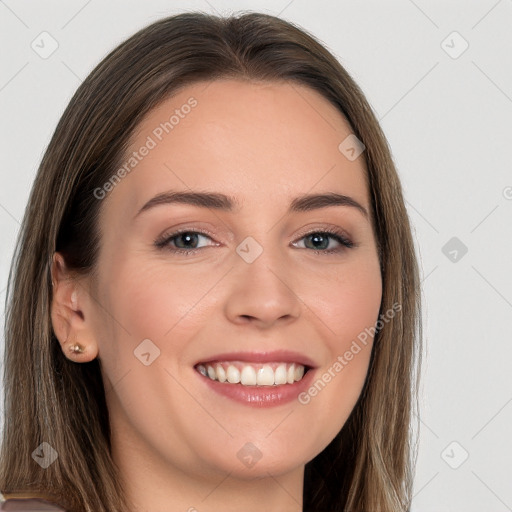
224 247 302 329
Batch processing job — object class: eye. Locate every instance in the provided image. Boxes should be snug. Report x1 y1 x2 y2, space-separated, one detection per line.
293 229 354 254
154 229 217 254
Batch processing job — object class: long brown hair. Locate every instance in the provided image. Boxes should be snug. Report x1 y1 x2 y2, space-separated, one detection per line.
0 11 422 512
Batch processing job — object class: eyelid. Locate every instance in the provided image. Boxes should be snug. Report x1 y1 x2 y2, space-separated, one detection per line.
293 224 353 244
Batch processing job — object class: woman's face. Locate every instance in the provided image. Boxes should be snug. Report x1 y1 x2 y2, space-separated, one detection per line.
86 79 382 484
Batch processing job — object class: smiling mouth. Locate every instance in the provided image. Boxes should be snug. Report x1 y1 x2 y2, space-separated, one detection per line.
194 361 311 386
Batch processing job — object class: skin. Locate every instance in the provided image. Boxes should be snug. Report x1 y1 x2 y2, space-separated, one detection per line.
51 79 382 512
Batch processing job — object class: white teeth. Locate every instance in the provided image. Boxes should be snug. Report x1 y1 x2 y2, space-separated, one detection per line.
274 364 287 385
240 365 257 385
257 365 274 385
198 361 307 386
216 364 227 383
226 365 241 384
287 364 295 384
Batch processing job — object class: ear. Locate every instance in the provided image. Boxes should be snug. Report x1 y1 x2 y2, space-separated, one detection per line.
50 252 99 363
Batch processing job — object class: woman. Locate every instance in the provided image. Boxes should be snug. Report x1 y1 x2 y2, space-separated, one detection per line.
0 11 422 512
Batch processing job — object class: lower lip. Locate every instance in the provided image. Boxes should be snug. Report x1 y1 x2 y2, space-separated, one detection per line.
195 367 316 408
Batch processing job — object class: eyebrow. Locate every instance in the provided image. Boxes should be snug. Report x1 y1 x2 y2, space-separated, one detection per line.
135 190 369 219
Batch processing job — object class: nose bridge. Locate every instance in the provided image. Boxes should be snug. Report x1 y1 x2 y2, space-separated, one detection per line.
225 233 301 325
237 234 282 285
236 229 291 282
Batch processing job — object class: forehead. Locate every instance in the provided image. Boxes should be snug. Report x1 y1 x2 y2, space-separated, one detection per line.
104 79 370 217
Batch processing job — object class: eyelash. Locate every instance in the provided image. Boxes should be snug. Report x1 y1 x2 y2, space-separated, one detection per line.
154 227 355 256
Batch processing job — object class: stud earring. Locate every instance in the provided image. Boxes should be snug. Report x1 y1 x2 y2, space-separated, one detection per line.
69 343 85 355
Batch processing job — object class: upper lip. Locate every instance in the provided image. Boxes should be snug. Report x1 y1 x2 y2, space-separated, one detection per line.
195 350 318 369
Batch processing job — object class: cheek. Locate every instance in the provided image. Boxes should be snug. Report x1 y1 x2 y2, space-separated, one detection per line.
98 256 207 339
93 252 222 393
92 257 210 435
310 256 382 344
298 256 382 421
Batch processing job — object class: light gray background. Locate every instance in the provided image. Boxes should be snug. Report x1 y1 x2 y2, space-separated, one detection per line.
1 1 511 511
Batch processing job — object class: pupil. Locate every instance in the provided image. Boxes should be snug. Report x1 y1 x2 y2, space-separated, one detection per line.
308 233 328 250
177 232 197 248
